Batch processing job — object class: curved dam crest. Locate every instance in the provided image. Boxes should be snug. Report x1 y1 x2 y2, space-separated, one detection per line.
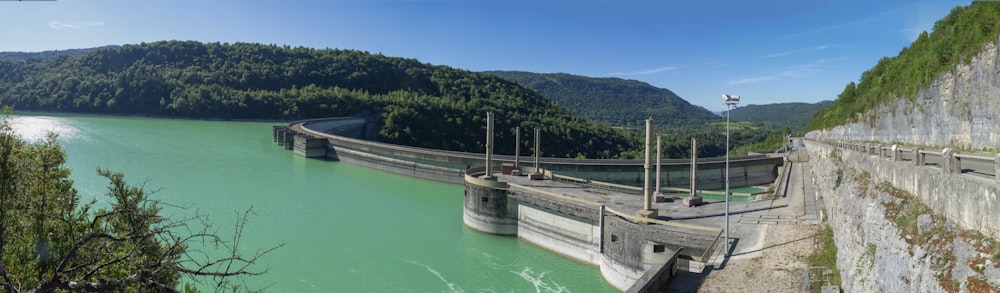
275 117 784 188
275 117 786 291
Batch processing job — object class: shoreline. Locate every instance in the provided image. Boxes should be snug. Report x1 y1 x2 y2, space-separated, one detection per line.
9 109 293 124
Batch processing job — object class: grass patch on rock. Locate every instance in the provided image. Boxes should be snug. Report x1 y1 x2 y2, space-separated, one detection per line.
806 224 842 288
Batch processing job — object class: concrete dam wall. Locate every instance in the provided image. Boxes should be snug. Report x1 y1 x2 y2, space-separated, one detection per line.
276 117 784 188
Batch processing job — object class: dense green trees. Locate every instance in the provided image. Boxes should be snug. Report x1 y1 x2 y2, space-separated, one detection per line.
485 71 720 129
728 101 831 133
0 41 632 159
486 71 789 158
808 2 1000 131
0 108 276 292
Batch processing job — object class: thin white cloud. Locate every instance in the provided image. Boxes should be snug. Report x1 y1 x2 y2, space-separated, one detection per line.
763 45 830 59
48 21 104 30
728 57 844 85
729 75 780 85
777 4 916 40
609 66 679 76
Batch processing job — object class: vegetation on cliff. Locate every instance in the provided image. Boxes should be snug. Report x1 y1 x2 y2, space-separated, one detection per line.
807 2 1000 131
0 41 630 158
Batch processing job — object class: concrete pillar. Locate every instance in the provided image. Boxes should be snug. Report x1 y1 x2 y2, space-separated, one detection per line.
684 137 703 207
942 148 960 174
690 137 697 197
638 118 657 219
484 112 495 179
655 135 662 194
914 147 925 166
514 127 520 170
892 145 901 161
643 118 653 211
530 128 543 180
877 144 885 158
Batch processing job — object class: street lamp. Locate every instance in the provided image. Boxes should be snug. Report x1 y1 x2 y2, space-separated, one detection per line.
722 94 740 257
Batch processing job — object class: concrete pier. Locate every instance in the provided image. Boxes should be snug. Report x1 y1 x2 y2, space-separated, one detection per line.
293 135 327 158
462 166 723 291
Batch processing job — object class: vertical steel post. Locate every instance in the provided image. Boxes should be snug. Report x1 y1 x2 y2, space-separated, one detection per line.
725 104 731 256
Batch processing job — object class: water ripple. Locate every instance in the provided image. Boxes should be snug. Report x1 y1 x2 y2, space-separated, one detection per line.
513 267 570 293
405 259 465 293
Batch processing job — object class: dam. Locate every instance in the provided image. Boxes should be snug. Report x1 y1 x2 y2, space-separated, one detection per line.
273 117 786 291
273 117 783 187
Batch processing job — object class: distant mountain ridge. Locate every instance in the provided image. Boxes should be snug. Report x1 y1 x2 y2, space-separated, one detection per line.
728 101 832 132
485 71 720 128
0 41 632 158
0 45 120 61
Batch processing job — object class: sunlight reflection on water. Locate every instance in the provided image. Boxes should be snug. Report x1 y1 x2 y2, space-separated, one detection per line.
6 116 79 142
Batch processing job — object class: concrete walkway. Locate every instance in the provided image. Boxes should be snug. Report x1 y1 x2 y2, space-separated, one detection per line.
667 147 821 291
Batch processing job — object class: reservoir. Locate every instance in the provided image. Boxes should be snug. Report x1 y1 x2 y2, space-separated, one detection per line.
8 113 618 292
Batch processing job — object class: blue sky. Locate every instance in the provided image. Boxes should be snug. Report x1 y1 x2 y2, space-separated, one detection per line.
0 0 969 112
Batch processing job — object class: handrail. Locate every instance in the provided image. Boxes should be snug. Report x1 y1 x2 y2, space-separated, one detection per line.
955 152 994 161
808 138 999 181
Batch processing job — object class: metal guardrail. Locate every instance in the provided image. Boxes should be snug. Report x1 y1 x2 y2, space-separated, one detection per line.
813 139 999 182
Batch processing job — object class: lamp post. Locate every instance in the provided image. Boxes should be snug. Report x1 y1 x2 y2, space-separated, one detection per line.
722 94 740 257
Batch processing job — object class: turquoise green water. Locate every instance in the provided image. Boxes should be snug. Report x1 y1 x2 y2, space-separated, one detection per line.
8 114 617 292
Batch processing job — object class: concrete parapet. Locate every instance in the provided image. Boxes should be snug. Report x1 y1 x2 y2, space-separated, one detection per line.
808 141 1000 239
626 248 682 293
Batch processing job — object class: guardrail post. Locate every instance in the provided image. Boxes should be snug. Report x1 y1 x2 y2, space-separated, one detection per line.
995 154 1000 184
892 145 901 161
942 148 960 174
914 147 925 166
877 144 885 158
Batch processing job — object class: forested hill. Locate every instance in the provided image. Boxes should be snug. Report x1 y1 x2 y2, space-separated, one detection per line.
485 71 720 128
729 101 831 133
0 41 632 158
0 45 119 61
807 2 1000 131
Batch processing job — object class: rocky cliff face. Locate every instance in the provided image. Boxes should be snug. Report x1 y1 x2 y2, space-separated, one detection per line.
807 141 1000 292
810 35 1000 150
